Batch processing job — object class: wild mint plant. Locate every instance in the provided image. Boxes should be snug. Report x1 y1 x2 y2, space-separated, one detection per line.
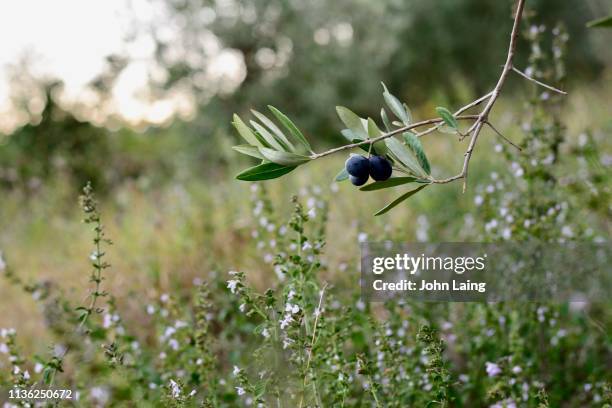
230 0 568 215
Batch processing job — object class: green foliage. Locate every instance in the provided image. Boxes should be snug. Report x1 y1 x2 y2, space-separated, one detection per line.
373 184 428 216
236 162 297 181
587 15 612 28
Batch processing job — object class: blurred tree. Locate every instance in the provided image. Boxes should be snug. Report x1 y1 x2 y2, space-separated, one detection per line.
146 0 604 148
0 81 112 191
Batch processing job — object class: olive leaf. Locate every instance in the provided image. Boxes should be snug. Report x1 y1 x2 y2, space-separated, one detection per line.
435 107 458 130
403 132 431 175
367 118 388 155
251 121 287 152
360 176 429 191
385 137 427 177
380 108 392 131
336 106 368 140
251 110 296 152
587 15 612 28
335 167 349 182
382 82 411 125
268 106 312 151
236 162 297 181
374 185 428 216
233 114 266 147
258 148 311 166
232 144 265 159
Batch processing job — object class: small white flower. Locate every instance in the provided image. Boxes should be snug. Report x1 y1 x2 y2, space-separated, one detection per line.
287 290 296 301
34 363 44 373
474 195 484 206
561 226 573 238
239 303 247 313
236 387 246 396
233 365 241 377
285 303 300 314
512 365 522 374
227 279 240 294
356 299 366 311
146 305 155 315
279 314 293 329
307 208 316 218
160 293 170 303
282 338 294 349
357 233 368 243
261 328 270 338
169 379 181 398
103 314 113 329
0 251 6 271
502 228 512 240
0 343 8 354
23 370 30 380
302 241 312 251
486 362 502 377
168 339 179 350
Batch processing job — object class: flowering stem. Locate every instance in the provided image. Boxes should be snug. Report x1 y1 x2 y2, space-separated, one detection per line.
298 282 327 408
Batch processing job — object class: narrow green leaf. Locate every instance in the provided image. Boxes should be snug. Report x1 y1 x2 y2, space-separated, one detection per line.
232 144 265 159
367 118 388 155
335 167 349 182
258 147 311 166
251 110 296 152
374 185 428 216
381 108 392 131
251 121 286 151
403 132 431 175
236 162 297 181
587 15 612 28
233 114 264 147
268 106 312 151
382 82 411 125
385 137 426 177
435 107 458 129
336 106 368 140
360 177 422 191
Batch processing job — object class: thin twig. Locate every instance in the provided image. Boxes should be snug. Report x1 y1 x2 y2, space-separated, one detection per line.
512 66 567 95
486 121 522 151
456 0 527 192
310 115 479 159
298 283 328 408
415 92 493 139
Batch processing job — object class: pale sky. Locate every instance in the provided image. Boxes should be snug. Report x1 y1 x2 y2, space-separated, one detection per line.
0 0 206 132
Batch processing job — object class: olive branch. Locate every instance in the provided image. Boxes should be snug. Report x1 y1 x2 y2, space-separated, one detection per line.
231 0 566 215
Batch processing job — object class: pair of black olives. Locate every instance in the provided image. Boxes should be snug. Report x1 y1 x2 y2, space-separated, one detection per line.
345 155 392 186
